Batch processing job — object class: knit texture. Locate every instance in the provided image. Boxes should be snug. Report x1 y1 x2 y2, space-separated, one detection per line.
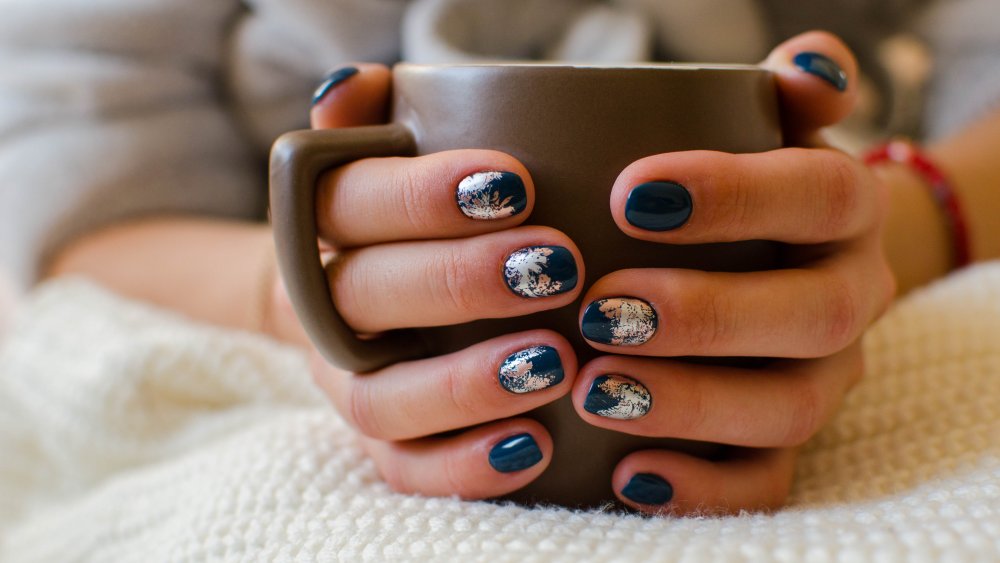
1 264 999 562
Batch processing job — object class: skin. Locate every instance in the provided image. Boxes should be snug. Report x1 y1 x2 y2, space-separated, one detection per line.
46 32 1000 515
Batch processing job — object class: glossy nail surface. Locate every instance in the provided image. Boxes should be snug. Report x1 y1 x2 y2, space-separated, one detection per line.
456 171 527 220
625 181 692 231
622 473 674 505
503 246 578 298
498 346 564 394
581 297 657 346
488 433 543 473
583 374 651 420
793 52 848 92
312 66 360 106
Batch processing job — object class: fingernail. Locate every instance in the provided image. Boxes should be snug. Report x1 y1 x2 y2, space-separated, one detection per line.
489 433 543 473
583 374 651 420
622 473 674 506
312 66 360 106
581 297 657 346
625 181 692 232
503 246 578 298
792 52 848 92
498 346 564 394
457 171 528 220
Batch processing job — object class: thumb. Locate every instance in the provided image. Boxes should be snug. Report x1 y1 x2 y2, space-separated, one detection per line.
761 31 859 143
309 63 392 129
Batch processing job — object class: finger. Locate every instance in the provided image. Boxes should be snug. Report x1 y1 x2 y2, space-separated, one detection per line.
318 150 534 248
610 147 878 244
312 330 576 441
310 63 391 129
578 248 892 357
612 448 798 515
760 31 859 142
331 226 584 333
361 419 552 500
572 343 862 447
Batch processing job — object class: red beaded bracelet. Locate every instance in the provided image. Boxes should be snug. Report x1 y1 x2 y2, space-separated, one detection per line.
863 139 971 269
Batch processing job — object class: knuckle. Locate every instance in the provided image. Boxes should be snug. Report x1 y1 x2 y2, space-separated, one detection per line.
717 164 759 240
326 253 374 331
819 273 860 354
816 152 862 237
681 281 733 353
440 358 481 423
782 375 825 446
348 378 389 440
433 248 480 314
396 162 436 233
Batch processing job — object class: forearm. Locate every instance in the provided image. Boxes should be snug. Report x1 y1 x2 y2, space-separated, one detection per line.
880 108 1000 295
45 217 292 341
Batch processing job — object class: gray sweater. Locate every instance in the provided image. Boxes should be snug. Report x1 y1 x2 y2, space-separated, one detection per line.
1 0 998 320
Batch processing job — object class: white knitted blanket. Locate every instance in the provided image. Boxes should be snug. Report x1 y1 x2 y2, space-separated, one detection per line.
1 266 999 562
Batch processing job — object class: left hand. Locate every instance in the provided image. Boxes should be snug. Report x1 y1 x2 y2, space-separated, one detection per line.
573 31 896 515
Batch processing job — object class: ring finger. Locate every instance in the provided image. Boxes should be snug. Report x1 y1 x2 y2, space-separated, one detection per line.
571 342 861 447
313 330 577 441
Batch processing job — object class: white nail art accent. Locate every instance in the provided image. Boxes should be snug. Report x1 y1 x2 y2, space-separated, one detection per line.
504 247 563 298
457 171 518 219
593 375 651 420
599 298 656 346
498 346 562 394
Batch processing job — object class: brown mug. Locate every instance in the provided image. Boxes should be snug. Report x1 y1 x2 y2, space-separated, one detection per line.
270 63 782 508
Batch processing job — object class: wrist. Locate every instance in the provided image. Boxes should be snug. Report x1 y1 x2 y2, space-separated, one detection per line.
875 161 953 295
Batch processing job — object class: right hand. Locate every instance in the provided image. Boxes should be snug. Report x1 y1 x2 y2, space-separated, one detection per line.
271 63 586 499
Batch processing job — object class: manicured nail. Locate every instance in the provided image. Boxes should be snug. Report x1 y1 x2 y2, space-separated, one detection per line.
622 473 674 506
584 374 651 420
456 171 528 220
581 297 657 346
312 66 360 106
792 52 848 92
503 246 578 298
498 346 564 394
489 433 543 473
625 181 692 232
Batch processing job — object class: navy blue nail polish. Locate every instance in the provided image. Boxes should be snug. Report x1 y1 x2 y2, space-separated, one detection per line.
625 181 692 232
503 246 578 298
489 433 543 473
621 473 673 505
584 374 651 420
581 297 657 346
456 171 528 220
312 66 360 106
498 346 564 394
793 52 848 92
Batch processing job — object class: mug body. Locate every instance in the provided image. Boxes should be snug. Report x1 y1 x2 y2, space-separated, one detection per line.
390 63 783 507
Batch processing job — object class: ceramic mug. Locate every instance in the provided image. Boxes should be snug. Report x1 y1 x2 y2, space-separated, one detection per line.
270 63 783 508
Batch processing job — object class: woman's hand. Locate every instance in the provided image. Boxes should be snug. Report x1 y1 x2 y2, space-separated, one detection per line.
280 64 586 499
573 31 895 515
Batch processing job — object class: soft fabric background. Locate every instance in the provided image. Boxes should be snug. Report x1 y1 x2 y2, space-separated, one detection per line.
1 263 998 562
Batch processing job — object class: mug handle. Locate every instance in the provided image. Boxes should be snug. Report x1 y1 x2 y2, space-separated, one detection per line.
269 124 427 373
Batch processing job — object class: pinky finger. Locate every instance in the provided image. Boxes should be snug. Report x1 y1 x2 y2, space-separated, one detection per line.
361 418 552 500
612 447 798 516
